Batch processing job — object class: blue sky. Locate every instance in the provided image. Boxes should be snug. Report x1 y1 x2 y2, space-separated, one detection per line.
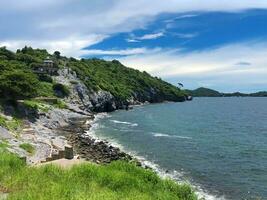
0 1 267 92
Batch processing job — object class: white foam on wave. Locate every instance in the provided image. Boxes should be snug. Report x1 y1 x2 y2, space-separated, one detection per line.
152 132 192 140
129 154 226 200
85 113 226 200
110 120 138 127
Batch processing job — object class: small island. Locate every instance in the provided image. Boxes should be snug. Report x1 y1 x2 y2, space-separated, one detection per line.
186 87 267 97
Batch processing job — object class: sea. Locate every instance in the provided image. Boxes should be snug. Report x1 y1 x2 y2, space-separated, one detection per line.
87 97 267 200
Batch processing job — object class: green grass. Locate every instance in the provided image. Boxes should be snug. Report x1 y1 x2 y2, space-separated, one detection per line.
23 99 68 113
0 151 197 200
37 82 55 97
0 140 9 149
0 115 7 128
23 100 51 113
0 115 22 136
53 99 68 109
19 143 35 155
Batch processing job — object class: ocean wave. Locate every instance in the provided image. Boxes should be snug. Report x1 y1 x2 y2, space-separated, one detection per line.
151 132 192 140
110 120 138 127
85 114 224 200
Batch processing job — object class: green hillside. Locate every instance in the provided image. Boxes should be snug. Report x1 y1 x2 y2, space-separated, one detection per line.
0 46 186 103
186 87 222 97
187 87 267 97
68 58 187 102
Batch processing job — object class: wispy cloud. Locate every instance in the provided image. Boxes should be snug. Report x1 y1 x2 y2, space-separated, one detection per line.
126 32 164 43
83 47 162 56
174 33 199 39
235 62 251 66
119 41 267 92
164 14 199 23
1 0 267 57
126 38 140 43
137 32 164 40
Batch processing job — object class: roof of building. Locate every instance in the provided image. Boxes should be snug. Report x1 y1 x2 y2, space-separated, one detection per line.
44 59 53 63
43 56 53 63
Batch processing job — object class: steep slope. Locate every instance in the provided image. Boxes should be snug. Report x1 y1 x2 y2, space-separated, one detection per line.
0 47 187 112
68 58 187 104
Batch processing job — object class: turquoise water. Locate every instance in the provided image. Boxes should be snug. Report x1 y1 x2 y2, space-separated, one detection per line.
92 98 267 200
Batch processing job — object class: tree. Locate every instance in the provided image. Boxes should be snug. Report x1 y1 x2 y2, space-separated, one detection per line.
54 51 61 59
0 71 39 100
177 83 184 89
0 47 15 60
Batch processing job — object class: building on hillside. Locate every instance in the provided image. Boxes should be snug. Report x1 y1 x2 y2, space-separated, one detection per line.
33 57 59 75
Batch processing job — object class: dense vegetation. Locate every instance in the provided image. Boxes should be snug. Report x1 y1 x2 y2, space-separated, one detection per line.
0 149 196 200
0 46 186 104
0 47 55 99
187 87 267 97
69 59 186 102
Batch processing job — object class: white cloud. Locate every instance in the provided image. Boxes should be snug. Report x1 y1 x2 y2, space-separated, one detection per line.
126 39 140 43
126 32 165 43
119 41 267 92
0 35 107 58
83 47 161 56
1 0 267 56
174 33 198 39
137 32 165 40
164 14 199 23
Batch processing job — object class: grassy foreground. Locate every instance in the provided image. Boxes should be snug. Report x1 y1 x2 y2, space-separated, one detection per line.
0 151 197 200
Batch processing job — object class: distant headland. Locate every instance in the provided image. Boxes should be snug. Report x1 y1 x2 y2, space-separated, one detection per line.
186 87 267 97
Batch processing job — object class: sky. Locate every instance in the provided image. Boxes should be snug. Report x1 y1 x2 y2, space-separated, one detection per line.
0 1 267 92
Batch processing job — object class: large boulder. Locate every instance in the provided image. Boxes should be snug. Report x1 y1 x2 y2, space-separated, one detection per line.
89 91 116 112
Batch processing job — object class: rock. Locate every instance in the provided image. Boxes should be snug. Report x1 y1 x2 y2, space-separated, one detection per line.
89 90 116 112
0 126 13 139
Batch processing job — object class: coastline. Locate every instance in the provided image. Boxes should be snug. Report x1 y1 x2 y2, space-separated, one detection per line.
76 112 225 200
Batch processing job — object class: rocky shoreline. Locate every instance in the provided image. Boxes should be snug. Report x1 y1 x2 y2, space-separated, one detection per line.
1 66 183 166
57 116 136 165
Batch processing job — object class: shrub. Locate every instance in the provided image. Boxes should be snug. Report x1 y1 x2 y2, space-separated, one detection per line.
0 116 22 134
37 82 54 97
38 74 53 83
0 115 7 128
23 100 50 113
16 53 41 65
53 99 68 109
53 83 70 98
0 47 15 60
0 70 39 100
19 143 35 155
